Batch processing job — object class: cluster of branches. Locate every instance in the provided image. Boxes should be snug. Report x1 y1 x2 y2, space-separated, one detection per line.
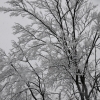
0 0 100 100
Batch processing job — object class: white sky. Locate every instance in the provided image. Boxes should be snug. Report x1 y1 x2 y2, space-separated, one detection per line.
0 0 100 54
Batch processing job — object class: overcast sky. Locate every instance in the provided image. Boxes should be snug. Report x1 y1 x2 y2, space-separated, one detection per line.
0 0 100 54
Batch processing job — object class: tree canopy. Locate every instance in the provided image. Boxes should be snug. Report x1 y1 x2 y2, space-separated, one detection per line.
0 0 100 100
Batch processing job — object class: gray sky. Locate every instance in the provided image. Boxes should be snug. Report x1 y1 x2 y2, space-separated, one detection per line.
0 0 100 54
0 0 31 53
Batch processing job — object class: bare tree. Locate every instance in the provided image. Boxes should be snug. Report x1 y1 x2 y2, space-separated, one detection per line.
0 0 100 100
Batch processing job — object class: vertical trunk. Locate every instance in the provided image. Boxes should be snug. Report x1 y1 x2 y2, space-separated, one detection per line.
41 92 45 100
76 74 84 100
59 93 61 100
77 84 84 100
80 75 89 100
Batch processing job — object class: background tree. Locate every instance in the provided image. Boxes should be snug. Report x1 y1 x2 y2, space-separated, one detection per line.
0 0 100 100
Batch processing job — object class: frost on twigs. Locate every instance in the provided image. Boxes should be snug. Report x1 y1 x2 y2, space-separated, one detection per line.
0 0 100 100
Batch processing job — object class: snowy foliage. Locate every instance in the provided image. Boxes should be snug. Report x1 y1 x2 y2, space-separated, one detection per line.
0 0 100 100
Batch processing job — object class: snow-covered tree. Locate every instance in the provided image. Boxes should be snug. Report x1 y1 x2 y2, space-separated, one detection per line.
0 0 100 100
